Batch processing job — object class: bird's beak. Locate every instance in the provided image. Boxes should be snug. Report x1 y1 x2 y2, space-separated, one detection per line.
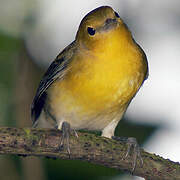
99 18 118 32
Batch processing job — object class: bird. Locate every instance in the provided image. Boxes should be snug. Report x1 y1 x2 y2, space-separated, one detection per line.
31 6 148 171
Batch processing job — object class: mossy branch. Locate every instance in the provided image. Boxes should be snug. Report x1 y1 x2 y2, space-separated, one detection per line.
0 127 179 179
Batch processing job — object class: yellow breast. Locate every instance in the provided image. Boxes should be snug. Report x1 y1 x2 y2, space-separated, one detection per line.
48 28 147 118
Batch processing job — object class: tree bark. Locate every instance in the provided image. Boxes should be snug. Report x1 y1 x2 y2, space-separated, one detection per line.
0 127 179 180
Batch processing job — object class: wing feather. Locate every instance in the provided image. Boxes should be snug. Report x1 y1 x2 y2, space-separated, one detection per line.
31 41 76 125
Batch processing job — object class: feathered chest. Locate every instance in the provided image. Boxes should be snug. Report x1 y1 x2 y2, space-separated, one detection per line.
48 45 146 114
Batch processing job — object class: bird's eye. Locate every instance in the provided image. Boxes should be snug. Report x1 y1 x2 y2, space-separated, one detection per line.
115 12 120 18
87 27 96 36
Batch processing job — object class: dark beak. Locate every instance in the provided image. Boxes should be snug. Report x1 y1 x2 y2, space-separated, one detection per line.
100 18 117 32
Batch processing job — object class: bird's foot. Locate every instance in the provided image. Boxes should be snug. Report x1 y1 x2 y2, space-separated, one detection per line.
112 136 143 172
57 121 78 155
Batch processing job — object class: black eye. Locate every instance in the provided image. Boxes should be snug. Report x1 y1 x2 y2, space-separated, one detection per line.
87 27 96 36
115 12 120 18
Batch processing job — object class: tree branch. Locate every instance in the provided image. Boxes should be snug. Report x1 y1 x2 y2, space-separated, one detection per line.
0 127 179 179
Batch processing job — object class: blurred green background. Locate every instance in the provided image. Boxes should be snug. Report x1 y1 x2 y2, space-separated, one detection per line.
1 0 180 180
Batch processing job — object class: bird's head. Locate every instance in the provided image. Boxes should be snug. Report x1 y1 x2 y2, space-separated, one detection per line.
76 6 132 52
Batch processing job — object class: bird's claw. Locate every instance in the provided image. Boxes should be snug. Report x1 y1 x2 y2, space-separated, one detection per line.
58 121 78 155
112 136 143 172
125 137 143 172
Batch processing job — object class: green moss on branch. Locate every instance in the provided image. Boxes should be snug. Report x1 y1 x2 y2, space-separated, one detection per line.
0 127 179 180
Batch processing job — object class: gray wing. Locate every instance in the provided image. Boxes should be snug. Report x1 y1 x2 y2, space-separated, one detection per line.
31 41 76 126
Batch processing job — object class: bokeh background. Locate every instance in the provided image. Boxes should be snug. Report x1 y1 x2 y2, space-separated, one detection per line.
0 0 180 180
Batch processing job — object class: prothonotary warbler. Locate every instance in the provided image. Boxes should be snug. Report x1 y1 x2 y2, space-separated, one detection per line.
31 6 148 171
